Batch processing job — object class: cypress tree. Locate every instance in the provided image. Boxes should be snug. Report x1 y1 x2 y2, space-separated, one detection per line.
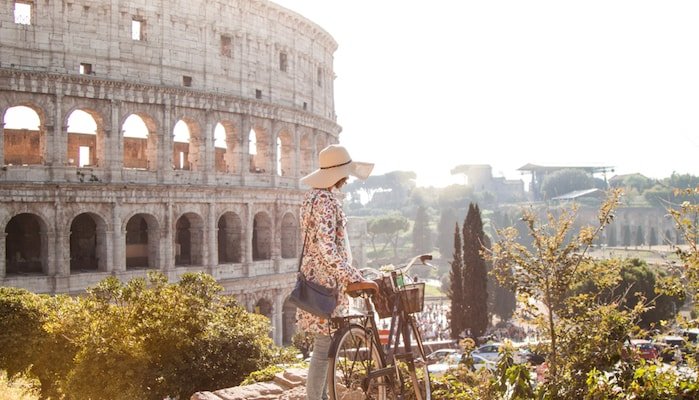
448 223 464 339
462 203 489 338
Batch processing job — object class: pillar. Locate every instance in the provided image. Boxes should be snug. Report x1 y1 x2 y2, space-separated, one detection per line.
207 202 218 271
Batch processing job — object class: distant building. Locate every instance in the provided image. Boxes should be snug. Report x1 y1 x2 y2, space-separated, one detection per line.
517 163 614 201
450 164 525 202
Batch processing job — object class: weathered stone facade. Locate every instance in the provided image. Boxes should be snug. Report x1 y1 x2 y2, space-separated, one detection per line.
0 0 344 345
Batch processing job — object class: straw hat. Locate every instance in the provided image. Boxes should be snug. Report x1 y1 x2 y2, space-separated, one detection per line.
300 145 374 188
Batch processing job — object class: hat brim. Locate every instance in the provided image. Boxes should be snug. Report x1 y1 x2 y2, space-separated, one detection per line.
300 161 374 188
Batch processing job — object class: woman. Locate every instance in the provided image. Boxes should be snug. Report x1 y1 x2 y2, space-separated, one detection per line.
297 144 373 400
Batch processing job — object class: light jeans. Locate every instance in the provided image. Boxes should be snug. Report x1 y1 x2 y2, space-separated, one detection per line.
307 334 332 400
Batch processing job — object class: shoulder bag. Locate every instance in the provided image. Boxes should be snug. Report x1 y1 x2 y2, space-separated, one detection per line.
288 196 339 319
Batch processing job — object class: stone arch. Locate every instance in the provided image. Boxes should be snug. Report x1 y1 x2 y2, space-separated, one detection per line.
125 213 160 269
248 123 271 173
280 212 297 259
5 213 49 275
282 296 298 346
252 211 272 261
217 211 242 264
172 118 203 171
2 104 46 165
255 297 273 319
69 212 108 273
277 128 294 177
65 108 106 167
175 212 205 266
122 113 158 170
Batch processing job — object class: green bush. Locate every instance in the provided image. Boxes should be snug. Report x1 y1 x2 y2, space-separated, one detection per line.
0 272 276 400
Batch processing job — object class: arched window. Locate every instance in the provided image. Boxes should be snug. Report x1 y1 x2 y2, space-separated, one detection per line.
281 212 297 259
5 213 46 274
67 110 98 167
122 114 151 169
252 212 272 261
70 213 101 272
126 214 159 269
3 106 43 165
217 212 242 264
175 213 204 266
173 120 191 170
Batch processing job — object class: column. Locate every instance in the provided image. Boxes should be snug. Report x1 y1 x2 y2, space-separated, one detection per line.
112 202 125 272
158 102 173 182
271 121 279 187
163 202 174 272
106 99 122 182
207 202 217 271
240 115 251 185
0 120 4 166
243 201 252 276
273 291 284 346
203 111 215 184
0 233 6 278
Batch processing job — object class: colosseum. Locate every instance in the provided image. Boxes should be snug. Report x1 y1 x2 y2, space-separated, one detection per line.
0 0 355 345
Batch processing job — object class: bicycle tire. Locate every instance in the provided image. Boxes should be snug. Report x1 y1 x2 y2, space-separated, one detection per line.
328 324 395 400
404 317 432 400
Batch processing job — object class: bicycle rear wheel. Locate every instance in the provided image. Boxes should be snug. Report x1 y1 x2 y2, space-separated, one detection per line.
328 325 394 400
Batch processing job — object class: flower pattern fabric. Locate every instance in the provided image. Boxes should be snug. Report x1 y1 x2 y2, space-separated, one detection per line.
296 189 363 335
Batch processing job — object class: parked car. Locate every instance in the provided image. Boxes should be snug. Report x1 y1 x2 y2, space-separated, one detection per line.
472 343 502 363
629 339 659 361
424 348 460 365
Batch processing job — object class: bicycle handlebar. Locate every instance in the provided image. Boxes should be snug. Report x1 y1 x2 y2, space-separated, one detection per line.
359 254 436 280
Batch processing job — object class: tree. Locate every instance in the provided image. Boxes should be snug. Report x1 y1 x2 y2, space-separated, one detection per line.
539 168 595 200
489 189 622 387
412 205 432 255
448 223 464 339
577 258 682 328
462 203 489 338
366 214 410 257
666 186 699 314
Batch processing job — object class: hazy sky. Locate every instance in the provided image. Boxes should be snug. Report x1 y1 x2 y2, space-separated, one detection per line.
273 0 699 187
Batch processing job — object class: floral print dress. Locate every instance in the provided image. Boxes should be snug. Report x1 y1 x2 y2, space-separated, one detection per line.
296 189 364 335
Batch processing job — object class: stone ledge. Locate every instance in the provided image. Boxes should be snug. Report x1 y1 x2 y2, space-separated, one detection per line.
191 368 308 400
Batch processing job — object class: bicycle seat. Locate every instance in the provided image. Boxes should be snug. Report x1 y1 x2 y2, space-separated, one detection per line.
346 280 380 297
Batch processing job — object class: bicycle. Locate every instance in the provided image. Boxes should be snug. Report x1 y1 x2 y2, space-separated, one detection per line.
327 254 435 400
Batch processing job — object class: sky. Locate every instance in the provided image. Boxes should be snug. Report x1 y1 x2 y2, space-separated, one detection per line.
272 0 699 188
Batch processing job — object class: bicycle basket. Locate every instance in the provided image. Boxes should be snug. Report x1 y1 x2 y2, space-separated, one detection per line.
398 282 425 314
372 276 396 319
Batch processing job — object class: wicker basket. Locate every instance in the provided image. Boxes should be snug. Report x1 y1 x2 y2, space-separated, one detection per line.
398 282 425 314
372 276 396 319
372 277 425 318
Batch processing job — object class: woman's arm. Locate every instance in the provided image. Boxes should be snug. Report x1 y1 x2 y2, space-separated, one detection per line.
314 194 363 285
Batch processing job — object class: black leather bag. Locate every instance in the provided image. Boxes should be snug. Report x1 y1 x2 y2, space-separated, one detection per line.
289 272 338 319
289 195 338 319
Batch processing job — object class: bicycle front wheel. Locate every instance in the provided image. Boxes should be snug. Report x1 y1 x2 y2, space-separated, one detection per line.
328 325 393 400
404 317 432 400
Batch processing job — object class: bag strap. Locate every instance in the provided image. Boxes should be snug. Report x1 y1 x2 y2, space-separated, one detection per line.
297 193 319 273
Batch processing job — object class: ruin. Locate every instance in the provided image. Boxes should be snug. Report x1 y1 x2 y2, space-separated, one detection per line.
0 0 342 345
